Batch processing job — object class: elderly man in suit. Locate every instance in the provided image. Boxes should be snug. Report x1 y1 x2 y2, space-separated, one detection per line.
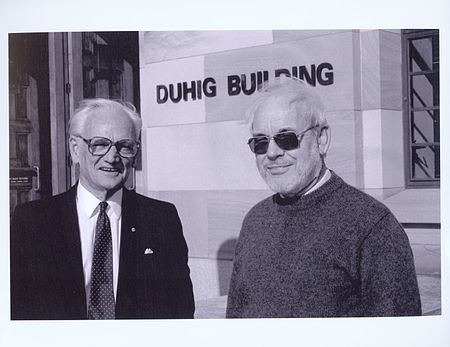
11 98 194 320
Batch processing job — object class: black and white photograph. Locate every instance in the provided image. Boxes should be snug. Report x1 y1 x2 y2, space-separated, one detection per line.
1 0 449 346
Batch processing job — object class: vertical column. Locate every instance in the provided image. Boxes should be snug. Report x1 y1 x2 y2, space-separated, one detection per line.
358 30 404 190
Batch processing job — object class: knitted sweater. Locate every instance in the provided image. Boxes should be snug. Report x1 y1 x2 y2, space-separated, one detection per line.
226 172 422 318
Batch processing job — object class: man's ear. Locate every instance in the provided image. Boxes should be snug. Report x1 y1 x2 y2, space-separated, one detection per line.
317 126 331 156
69 136 80 164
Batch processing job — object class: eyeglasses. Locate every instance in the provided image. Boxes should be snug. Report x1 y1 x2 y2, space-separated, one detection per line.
76 136 140 158
247 125 318 155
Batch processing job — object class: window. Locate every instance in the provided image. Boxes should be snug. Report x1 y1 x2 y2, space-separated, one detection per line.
403 29 440 187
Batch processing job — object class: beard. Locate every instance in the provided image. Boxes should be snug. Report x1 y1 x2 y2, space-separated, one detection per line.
258 151 323 197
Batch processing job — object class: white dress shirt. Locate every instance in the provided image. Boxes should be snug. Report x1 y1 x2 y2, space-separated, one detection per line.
304 168 331 195
76 183 122 303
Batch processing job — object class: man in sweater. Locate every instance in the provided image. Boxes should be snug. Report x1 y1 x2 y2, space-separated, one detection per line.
226 77 421 318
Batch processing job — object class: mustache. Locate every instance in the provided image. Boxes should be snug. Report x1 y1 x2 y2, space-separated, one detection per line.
264 161 293 167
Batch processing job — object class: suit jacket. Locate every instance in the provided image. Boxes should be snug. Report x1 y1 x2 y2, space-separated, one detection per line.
10 185 195 320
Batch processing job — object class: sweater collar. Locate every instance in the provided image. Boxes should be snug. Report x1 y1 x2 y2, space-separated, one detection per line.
274 170 344 209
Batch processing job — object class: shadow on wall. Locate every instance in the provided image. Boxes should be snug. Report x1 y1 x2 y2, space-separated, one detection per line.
217 238 237 296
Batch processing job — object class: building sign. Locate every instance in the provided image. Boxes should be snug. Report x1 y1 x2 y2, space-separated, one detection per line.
141 31 356 127
156 62 334 104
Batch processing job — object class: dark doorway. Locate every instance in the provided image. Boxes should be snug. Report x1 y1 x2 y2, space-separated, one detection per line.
9 33 52 215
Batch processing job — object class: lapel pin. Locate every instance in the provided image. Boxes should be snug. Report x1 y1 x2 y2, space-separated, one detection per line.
131 227 136 232
144 248 154 255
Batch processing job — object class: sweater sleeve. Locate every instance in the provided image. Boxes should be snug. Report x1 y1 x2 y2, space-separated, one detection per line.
359 212 422 316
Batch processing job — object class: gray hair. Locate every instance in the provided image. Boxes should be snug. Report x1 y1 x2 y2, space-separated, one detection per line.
246 76 328 131
69 98 142 139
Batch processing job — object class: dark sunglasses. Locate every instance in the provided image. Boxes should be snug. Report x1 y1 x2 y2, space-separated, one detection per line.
247 125 318 155
76 136 140 158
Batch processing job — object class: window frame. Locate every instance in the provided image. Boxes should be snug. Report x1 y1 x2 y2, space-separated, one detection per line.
402 29 440 188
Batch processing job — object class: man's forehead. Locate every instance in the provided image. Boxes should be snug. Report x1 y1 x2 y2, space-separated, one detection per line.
83 109 136 137
251 97 308 132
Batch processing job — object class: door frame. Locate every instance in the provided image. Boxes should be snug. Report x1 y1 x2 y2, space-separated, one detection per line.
48 32 85 194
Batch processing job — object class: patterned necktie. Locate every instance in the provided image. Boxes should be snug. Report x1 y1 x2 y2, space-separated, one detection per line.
88 201 115 319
